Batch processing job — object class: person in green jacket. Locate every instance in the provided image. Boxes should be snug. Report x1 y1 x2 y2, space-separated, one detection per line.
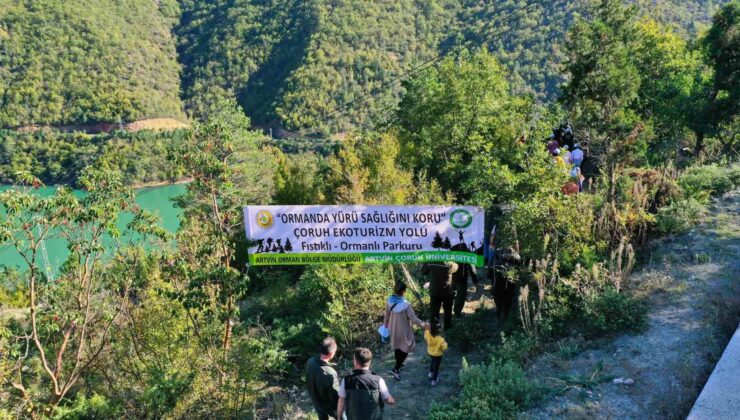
337 348 395 420
306 337 343 420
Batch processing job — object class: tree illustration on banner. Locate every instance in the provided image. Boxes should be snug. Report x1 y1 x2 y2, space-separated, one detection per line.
443 237 452 249
432 232 444 249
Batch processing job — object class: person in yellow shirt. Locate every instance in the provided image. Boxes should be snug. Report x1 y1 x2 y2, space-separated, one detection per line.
424 321 448 386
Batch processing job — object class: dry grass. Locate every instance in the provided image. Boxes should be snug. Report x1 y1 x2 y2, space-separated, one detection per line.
124 118 189 132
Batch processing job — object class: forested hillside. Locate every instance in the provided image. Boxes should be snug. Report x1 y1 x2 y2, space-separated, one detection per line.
0 0 184 128
176 0 728 132
0 0 727 132
177 0 457 134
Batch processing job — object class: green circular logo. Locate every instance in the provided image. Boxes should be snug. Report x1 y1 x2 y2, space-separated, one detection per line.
450 209 473 229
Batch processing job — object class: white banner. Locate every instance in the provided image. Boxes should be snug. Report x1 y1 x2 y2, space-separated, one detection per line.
244 205 484 266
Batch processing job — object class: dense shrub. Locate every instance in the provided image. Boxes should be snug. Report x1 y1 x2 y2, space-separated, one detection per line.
445 307 496 353
294 265 395 352
540 282 585 339
52 393 119 419
582 287 647 338
678 164 740 201
428 358 541 420
655 198 707 234
488 332 540 366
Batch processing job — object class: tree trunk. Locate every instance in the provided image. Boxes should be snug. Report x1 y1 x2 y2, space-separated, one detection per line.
693 130 705 157
695 89 719 156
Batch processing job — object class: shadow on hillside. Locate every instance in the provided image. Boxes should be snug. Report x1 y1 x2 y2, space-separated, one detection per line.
241 0 317 127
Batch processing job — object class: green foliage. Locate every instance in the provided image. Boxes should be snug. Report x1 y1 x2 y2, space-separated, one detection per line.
0 268 27 308
295 265 394 351
655 198 707 234
632 19 709 161
702 1 740 131
272 150 327 205
0 168 166 414
540 282 586 339
562 0 644 152
678 163 740 200
51 393 118 419
178 0 455 133
452 0 726 102
323 131 450 205
429 358 541 420
488 332 540 367
397 50 535 200
0 129 189 186
0 0 183 127
445 307 496 353
502 193 597 262
582 287 647 337
0 0 726 133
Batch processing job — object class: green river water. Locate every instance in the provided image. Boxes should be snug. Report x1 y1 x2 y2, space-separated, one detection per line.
0 184 187 273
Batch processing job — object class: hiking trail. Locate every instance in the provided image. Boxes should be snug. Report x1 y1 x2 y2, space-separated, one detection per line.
523 190 740 419
286 191 738 419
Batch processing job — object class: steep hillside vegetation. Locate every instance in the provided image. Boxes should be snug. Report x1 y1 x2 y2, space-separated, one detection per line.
0 0 184 128
0 0 728 133
177 0 457 134
177 0 728 132
451 0 729 101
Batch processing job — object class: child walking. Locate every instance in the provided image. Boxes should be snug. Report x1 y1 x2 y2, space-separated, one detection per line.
424 321 448 386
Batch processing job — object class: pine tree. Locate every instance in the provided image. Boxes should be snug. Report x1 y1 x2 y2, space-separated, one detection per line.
443 237 452 249
432 232 444 249
284 238 293 252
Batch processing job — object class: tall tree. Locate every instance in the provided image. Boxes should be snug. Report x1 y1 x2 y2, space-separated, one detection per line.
695 1 740 154
167 99 274 385
396 50 533 201
0 170 165 414
561 0 644 204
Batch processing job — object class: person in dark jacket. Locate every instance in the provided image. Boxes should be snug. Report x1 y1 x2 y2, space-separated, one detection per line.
337 348 395 420
450 244 478 318
491 248 522 321
306 337 342 420
422 261 458 329
452 262 477 318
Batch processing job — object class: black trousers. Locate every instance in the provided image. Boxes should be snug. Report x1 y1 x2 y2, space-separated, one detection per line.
430 294 454 328
453 281 467 316
394 349 408 371
429 356 442 381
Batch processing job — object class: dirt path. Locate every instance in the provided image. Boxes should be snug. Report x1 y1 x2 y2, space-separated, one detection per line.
380 286 492 419
523 191 740 419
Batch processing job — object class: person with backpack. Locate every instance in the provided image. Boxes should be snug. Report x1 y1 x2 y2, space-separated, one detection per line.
384 282 426 381
337 348 395 420
570 143 584 167
421 261 459 329
305 337 343 420
423 321 448 386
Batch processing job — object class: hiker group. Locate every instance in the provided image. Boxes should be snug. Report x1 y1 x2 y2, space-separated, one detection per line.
305 247 525 419
303 123 585 419
547 123 586 194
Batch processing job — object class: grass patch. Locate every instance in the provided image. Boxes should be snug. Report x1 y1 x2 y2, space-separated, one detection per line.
428 358 543 420
582 287 648 338
547 362 613 395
